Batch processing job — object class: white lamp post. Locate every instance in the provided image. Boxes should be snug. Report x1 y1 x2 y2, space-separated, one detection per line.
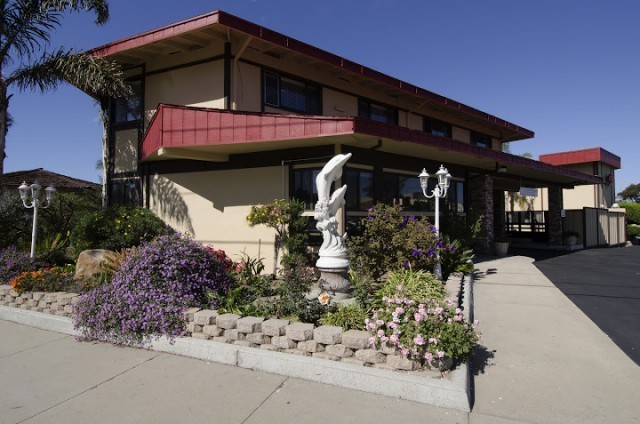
418 165 452 280
18 181 56 258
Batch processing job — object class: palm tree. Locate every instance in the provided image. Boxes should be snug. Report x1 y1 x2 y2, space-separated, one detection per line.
0 0 131 175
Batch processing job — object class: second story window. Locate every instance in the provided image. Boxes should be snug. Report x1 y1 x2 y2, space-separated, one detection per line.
424 117 452 138
471 131 492 148
113 79 143 124
358 99 398 125
264 71 321 114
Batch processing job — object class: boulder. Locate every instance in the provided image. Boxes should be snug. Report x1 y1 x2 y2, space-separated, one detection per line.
75 249 119 280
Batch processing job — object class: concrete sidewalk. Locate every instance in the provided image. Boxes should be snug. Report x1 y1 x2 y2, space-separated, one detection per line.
1 255 639 423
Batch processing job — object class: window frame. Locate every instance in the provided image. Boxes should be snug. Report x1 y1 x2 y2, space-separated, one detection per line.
358 98 398 125
263 70 321 115
470 131 492 148
112 79 143 125
424 116 452 138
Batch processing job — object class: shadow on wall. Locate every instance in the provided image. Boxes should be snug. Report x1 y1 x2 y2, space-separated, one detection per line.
149 177 194 235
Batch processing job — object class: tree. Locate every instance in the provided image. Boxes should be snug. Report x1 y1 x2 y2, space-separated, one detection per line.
618 183 640 203
0 0 131 175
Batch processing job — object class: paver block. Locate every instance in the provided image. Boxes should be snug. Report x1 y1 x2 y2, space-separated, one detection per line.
237 316 264 333
325 344 353 358
32 292 45 301
71 295 83 305
20 292 33 299
203 325 223 337
259 344 281 352
0 285 12 295
261 319 290 336
191 332 211 340
182 307 201 322
380 343 397 355
246 332 270 345
44 293 60 303
63 305 74 314
194 309 219 326
55 311 69 317
216 313 241 329
187 322 203 333
233 340 257 348
271 336 297 349
213 336 232 344
9 289 19 297
354 349 386 364
312 351 340 361
284 348 311 357
15 297 24 305
314 325 343 345
386 354 418 371
224 329 245 341
57 293 78 305
286 322 315 341
342 330 371 350
297 340 325 353
341 357 366 367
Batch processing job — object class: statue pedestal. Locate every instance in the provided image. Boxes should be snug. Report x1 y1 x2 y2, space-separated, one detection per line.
317 268 351 299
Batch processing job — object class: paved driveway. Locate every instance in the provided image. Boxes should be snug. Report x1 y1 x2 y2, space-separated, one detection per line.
518 246 640 366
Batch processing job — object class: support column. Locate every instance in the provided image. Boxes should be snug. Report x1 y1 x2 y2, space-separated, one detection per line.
469 175 493 254
493 189 506 240
548 185 563 246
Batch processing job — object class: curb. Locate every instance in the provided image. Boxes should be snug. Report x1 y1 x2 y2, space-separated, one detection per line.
0 276 473 412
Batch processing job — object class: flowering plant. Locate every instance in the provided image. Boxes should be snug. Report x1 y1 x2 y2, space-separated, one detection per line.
10 265 76 294
366 284 479 367
73 233 232 346
0 246 39 284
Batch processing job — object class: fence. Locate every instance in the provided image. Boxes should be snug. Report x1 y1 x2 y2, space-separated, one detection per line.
564 207 626 248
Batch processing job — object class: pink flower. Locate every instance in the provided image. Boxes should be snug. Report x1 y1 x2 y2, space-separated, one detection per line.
413 335 425 345
396 284 403 291
435 307 444 315
473 320 480 327
389 334 399 344
376 319 384 326
395 307 405 315
454 315 462 322
424 352 433 362
401 348 409 357
380 335 389 343
368 337 376 346
455 308 462 314
377 329 385 337
414 312 423 322
429 337 438 345
437 351 445 358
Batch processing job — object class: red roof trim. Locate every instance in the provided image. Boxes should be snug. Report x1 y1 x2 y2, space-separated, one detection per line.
90 10 533 139
142 105 597 184
540 147 621 169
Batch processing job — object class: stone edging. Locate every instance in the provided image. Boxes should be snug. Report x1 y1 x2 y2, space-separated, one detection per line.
0 273 473 411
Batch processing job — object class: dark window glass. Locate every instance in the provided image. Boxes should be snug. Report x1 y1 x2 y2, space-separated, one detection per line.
358 99 398 125
424 117 452 138
109 178 139 206
470 131 491 148
264 71 320 114
383 173 429 211
345 168 374 211
113 80 142 124
292 168 321 210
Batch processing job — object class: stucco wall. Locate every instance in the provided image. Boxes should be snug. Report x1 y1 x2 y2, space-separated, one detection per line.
323 88 358 117
148 167 284 272
145 61 225 124
232 61 262 112
452 127 470 143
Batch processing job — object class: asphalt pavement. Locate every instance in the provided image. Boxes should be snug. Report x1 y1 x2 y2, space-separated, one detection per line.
521 245 640 365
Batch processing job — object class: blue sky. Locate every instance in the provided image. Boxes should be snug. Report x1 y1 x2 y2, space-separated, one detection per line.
5 0 639 195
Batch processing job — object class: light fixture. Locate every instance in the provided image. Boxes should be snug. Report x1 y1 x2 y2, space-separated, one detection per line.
417 164 452 280
17 181 56 258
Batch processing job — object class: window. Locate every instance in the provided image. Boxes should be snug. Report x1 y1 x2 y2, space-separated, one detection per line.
424 117 452 138
113 80 142 124
264 71 321 114
109 178 140 206
470 131 492 148
383 173 428 211
358 99 398 125
345 168 374 211
292 168 321 210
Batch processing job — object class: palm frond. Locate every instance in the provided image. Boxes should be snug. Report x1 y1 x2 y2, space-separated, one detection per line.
1 0 61 60
40 0 110 24
8 48 131 98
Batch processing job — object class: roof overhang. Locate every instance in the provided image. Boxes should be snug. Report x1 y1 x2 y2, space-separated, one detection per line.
89 10 534 142
142 105 599 188
540 147 621 169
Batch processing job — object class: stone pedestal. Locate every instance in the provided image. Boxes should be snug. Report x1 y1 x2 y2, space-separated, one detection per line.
317 268 351 300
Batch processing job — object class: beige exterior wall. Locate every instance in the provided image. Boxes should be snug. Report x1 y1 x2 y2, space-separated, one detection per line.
145 60 225 124
148 167 284 273
323 88 358 117
232 61 262 112
406 113 424 131
145 45 225 74
113 129 138 174
452 127 470 143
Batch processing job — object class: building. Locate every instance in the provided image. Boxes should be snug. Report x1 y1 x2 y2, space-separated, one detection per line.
86 10 601 268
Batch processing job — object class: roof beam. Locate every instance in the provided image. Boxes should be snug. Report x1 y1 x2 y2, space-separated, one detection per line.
157 147 229 162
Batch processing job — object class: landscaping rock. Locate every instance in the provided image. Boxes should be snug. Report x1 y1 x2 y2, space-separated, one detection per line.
43 293 60 303
312 351 340 361
32 292 45 301
341 357 365 366
0 285 12 295
342 330 371 350
187 322 203 333
57 293 78 305
246 333 270 345
386 355 418 371
223 329 243 341
259 344 281 352
314 325 343 345
261 319 290 336
216 313 241 329
194 310 218 326
234 340 257 348
75 249 119 280
237 316 264 333
286 322 315 341
284 348 311 357
182 307 200 322
191 333 211 340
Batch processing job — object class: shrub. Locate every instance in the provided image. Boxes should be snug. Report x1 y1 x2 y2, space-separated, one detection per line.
73 233 233 346
627 224 640 241
376 269 447 307
347 204 467 282
0 246 40 284
619 202 640 225
69 206 171 257
319 303 368 331
366 284 479 367
10 265 78 294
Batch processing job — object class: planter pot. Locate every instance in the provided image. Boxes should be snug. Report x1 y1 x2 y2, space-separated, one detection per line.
494 242 509 257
